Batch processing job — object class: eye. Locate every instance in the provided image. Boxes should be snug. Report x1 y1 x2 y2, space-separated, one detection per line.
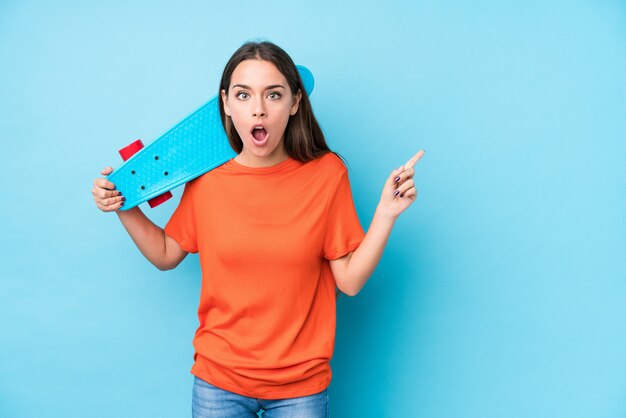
267 91 282 100
236 91 249 100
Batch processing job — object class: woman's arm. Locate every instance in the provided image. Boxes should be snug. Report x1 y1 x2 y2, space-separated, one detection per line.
330 208 396 296
93 166 188 271
116 207 189 271
329 150 424 296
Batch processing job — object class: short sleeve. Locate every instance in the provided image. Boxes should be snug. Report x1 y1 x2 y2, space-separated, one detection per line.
164 182 198 254
322 167 365 260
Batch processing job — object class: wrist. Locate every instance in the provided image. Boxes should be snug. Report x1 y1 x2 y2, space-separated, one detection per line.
115 206 139 217
375 204 398 223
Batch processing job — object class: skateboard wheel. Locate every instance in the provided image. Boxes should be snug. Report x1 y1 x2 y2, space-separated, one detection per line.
148 191 173 208
119 139 144 161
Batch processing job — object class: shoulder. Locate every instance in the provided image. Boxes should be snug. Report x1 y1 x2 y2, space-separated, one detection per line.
309 152 353 197
185 164 223 190
180 170 209 198
315 151 348 175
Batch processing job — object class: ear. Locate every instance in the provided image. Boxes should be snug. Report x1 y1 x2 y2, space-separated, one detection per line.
290 89 302 116
221 89 231 116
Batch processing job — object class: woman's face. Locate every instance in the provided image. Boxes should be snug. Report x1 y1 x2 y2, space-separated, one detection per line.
221 59 301 165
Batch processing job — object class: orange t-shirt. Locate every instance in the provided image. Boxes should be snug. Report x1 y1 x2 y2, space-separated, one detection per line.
164 151 365 399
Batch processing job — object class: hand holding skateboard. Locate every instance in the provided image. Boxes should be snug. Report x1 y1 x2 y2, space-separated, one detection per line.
92 166 125 212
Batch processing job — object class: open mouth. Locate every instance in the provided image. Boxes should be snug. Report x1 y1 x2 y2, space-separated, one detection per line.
251 125 269 144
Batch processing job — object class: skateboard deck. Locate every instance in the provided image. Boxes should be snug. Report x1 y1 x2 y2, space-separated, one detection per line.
108 65 315 210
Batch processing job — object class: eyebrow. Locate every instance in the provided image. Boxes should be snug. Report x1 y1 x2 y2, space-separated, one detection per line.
231 84 286 90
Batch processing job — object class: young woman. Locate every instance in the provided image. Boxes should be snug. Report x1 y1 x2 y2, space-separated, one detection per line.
92 40 424 417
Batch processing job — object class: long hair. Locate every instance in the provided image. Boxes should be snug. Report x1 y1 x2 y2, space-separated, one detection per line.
218 40 348 301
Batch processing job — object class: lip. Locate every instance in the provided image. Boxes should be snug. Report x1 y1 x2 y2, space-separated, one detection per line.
250 123 267 134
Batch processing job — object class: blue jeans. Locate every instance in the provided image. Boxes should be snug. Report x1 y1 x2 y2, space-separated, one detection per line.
192 375 330 417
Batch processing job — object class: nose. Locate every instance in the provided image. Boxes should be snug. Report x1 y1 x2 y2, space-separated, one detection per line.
252 97 266 117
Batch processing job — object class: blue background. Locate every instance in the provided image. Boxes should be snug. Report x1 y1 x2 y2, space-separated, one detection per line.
1 1 625 417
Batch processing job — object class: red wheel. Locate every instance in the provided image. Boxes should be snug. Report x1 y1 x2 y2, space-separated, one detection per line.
148 192 173 208
118 139 144 161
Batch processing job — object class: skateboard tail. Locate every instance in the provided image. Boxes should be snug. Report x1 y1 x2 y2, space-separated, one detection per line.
118 139 173 208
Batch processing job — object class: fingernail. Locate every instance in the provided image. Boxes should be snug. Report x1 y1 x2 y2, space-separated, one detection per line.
400 193 404 198
117 191 122 196
394 190 400 196
394 176 400 182
120 201 124 207
121 197 126 201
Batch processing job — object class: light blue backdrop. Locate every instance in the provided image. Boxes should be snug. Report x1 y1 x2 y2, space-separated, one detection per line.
1 1 625 417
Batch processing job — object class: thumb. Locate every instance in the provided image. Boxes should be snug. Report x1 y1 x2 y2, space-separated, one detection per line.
100 166 113 175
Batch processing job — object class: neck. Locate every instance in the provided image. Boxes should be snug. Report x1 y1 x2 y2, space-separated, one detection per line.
235 146 289 168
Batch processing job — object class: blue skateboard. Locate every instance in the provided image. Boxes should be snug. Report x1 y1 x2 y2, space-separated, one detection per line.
108 65 315 210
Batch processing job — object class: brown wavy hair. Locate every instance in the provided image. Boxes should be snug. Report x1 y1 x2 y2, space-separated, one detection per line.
218 40 349 300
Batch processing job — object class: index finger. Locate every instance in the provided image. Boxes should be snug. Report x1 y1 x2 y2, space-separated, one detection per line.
404 150 425 170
